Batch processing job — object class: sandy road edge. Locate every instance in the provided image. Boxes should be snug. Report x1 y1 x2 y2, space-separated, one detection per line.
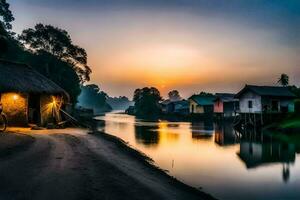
90 130 217 200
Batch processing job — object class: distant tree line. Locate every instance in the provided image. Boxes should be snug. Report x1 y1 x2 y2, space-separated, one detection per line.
77 84 112 114
106 96 133 110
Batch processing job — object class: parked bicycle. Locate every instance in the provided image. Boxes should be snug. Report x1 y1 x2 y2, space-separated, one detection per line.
0 103 7 132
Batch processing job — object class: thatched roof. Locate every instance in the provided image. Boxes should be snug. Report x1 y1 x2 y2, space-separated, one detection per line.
0 60 68 97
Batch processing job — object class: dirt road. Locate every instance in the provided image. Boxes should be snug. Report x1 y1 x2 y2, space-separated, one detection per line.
0 129 215 200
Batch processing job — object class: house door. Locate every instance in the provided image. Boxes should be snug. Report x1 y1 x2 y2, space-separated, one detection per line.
28 94 41 124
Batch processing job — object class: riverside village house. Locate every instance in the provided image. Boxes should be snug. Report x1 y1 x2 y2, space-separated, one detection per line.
214 93 239 117
235 85 296 113
188 95 215 114
0 60 69 127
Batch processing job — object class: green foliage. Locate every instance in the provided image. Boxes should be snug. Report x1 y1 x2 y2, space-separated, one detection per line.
277 73 289 87
133 87 162 117
19 24 92 83
77 84 112 113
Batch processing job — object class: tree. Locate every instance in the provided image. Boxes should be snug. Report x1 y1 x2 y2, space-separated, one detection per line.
19 24 92 83
278 74 289 87
198 91 214 97
168 90 182 101
133 87 162 117
77 84 112 113
106 96 133 110
0 0 14 30
0 23 7 55
0 0 14 55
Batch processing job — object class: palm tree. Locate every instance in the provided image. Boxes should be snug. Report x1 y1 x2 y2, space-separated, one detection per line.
277 74 289 87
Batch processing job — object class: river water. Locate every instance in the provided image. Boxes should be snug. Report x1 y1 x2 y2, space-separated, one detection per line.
96 113 300 200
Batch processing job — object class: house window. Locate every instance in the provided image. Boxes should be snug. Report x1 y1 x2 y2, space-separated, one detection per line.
248 100 253 109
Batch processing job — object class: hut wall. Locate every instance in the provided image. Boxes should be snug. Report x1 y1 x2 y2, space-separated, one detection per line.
0 93 28 126
189 99 204 113
214 100 224 113
239 91 262 113
40 95 62 126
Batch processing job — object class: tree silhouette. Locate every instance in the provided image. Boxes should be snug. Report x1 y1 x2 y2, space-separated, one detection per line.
77 84 112 113
168 90 182 101
0 0 14 55
133 87 162 117
19 24 92 83
0 0 14 30
278 74 289 87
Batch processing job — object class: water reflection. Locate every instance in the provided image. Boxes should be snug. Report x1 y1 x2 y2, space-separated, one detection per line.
135 125 160 146
191 121 214 140
237 130 296 183
97 113 300 200
215 123 240 146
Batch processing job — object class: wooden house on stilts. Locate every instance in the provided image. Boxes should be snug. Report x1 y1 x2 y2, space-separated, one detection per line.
235 85 296 126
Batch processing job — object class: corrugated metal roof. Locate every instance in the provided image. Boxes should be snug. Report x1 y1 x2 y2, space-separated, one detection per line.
235 85 296 98
189 95 215 105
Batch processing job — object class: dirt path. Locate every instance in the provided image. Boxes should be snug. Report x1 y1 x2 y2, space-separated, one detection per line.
0 129 215 200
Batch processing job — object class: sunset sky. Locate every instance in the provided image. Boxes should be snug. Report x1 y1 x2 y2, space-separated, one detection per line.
10 0 300 98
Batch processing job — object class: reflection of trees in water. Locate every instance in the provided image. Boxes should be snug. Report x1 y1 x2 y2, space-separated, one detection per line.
135 125 160 146
191 120 214 140
236 128 296 183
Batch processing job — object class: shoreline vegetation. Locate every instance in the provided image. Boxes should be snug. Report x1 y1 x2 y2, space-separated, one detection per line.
0 128 216 200
263 114 300 149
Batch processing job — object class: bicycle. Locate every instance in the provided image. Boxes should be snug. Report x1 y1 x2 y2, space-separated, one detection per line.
0 104 7 132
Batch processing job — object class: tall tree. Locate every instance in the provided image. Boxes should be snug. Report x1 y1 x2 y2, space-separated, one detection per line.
0 0 14 55
133 87 162 117
0 0 14 30
168 90 182 101
278 73 289 87
19 24 92 83
0 23 7 55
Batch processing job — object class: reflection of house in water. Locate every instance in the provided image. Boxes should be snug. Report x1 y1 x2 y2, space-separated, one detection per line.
214 123 240 146
190 121 214 140
135 125 160 146
237 132 296 182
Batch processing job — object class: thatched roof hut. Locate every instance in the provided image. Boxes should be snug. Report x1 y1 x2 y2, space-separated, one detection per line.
0 60 69 127
0 60 68 96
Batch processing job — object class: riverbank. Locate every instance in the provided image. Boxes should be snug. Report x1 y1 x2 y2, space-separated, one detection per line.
262 115 300 153
0 128 215 200
265 115 300 133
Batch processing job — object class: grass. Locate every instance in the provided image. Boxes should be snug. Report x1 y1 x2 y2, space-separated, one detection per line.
263 115 300 151
279 118 300 129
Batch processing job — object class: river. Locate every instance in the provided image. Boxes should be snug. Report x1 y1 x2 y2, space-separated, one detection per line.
96 113 300 200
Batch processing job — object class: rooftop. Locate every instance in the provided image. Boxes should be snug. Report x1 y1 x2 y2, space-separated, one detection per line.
0 60 68 96
235 85 296 98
